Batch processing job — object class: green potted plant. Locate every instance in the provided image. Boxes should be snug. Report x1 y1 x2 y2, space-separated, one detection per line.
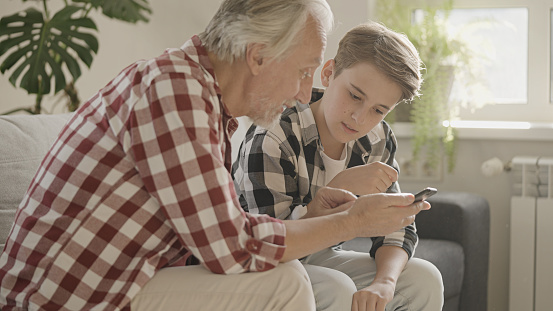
377 0 486 173
0 0 152 115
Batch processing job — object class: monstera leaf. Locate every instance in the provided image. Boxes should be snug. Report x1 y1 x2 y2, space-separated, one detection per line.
73 0 152 23
0 6 98 95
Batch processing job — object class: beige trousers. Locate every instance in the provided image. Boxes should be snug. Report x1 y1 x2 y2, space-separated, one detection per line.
130 260 315 311
302 247 444 311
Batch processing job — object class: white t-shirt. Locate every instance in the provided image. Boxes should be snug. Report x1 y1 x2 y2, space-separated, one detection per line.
290 145 347 220
321 145 348 186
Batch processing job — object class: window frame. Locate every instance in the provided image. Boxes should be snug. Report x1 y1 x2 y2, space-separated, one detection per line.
372 0 553 124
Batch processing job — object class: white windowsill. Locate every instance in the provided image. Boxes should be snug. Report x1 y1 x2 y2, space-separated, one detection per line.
392 122 553 141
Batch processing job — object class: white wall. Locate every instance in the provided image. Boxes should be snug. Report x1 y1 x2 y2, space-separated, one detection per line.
2 1 550 310
0 1 221 114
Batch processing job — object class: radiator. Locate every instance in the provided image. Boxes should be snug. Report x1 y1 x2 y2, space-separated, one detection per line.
509 156 553 311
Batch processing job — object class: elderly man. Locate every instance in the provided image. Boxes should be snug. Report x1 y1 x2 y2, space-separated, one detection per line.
0 0 429 310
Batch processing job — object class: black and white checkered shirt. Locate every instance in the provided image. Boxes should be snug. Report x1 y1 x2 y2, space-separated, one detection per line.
232 88 417 258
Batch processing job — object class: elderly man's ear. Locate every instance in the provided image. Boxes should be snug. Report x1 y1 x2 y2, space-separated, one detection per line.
246 43 266 76
321 59 335 87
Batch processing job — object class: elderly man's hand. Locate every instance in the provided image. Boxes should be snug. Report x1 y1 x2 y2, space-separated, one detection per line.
346 193 429 238
304 187 429 239
280 189 429 262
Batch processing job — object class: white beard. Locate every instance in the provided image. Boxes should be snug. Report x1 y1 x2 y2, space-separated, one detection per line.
250 98 295 130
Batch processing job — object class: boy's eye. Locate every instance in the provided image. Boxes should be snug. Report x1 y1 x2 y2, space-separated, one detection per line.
349 91 361 101
375 108 384 115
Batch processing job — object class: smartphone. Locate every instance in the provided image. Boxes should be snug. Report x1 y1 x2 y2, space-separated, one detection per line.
413 187 438 202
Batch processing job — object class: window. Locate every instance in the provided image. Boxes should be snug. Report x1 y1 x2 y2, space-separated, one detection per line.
445 8 528 105
551 8 553 103
380 0 553 125
449 1 552 123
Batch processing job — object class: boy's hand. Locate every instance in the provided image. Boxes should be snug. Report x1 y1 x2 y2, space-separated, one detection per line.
327 162 398 195
303 186 357 218
352 281 395 311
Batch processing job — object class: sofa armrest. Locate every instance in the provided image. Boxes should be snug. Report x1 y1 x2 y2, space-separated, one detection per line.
419 191 490 311
0 113 72 251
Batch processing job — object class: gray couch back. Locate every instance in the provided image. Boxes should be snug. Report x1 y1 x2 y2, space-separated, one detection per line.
0 113 72 251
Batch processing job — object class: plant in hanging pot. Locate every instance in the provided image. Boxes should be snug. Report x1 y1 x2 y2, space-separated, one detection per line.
377 0 489 173
0 0 152 115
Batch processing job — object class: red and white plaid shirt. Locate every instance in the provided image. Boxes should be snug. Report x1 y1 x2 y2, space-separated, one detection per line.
0 36 286 311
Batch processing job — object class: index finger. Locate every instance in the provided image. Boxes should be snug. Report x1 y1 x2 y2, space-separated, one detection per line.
358 192 413 207
375 162 399 182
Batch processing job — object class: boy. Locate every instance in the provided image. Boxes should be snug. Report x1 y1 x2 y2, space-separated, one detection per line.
233 21 443 311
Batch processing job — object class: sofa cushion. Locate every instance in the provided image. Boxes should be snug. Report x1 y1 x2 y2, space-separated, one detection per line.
0 113 72 251
415 238 464 301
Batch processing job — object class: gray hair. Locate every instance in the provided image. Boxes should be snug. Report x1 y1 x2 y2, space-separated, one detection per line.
199 0 334 63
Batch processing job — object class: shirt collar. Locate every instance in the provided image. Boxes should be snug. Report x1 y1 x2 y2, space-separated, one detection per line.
181 36 238 135
291 87 326 146
295 101 319 145
181 36 218 91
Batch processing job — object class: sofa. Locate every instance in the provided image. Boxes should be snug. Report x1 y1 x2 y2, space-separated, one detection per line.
0 113 73 251
0 113 490 311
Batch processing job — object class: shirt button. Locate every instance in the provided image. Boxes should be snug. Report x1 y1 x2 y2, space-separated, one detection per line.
246 240 259 252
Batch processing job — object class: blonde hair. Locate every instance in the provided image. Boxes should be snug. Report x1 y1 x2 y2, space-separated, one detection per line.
334 21 422 103
199 0 333 63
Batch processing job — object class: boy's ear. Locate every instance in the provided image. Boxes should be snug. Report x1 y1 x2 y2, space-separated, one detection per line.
246 43 266 76
321 59 335 87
